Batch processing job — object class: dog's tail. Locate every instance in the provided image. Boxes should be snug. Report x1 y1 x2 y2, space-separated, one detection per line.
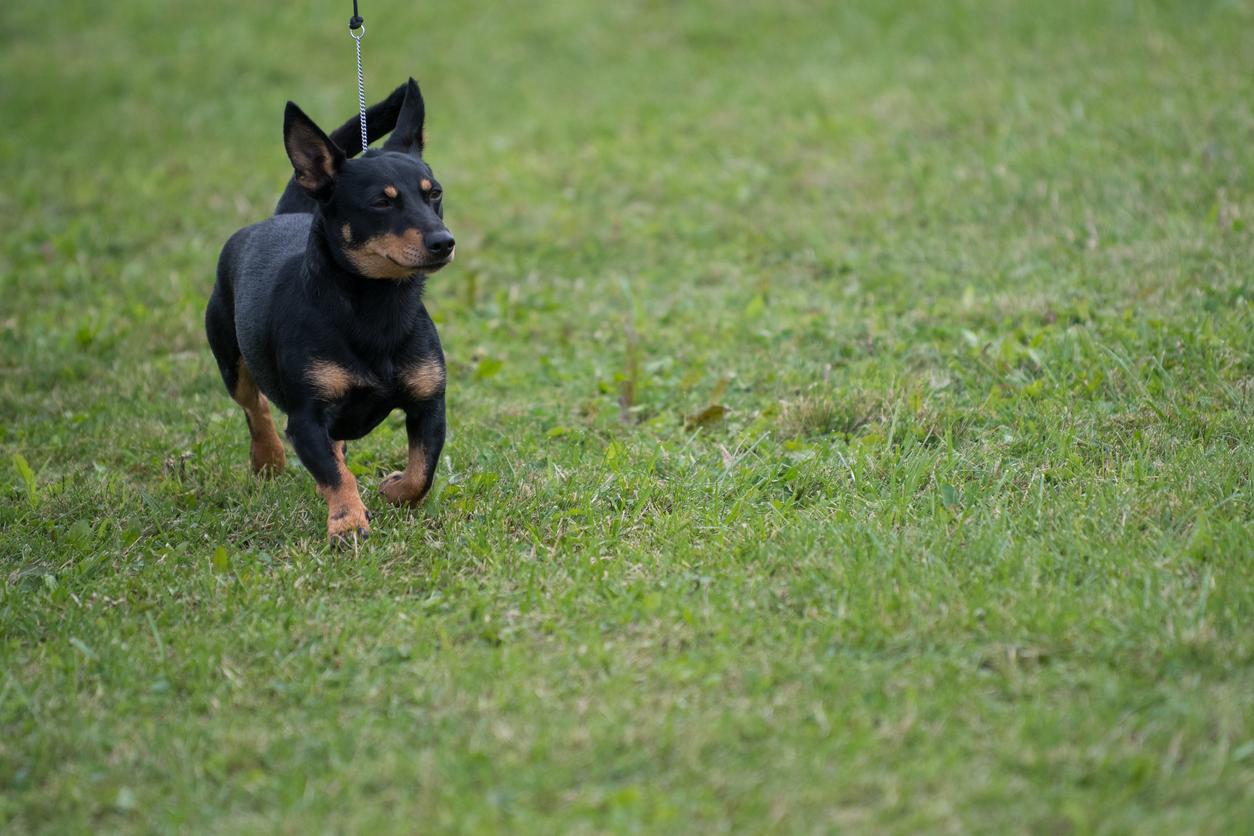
274 83 409 215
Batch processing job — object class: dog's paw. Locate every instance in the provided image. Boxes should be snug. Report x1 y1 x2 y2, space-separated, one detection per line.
379 471 428 506
250 440 286 476
327 503 371 545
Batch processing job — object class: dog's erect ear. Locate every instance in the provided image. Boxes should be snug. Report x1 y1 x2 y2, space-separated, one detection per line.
284 102 346 195
382 78 425 156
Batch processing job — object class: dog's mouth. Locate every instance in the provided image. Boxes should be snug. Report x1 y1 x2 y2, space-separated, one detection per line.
385 252 454 274
353 235 455 279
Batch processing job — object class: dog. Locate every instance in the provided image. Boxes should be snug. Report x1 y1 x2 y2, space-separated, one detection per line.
206 79 454 543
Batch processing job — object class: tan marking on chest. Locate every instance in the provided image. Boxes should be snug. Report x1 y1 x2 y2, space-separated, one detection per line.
402 358 446 400
383 184 398 199
307 360 370 400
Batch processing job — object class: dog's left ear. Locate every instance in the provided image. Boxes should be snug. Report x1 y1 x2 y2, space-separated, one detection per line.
382 78 425 156
284 102 346 196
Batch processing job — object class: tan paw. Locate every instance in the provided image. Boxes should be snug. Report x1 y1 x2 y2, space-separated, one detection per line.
250 438 286 476
327 503 371 544
379 472 429 506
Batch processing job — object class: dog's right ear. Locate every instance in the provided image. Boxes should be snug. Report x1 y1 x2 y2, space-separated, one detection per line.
284 102 346 196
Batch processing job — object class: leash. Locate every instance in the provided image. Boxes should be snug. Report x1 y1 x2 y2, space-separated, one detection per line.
349 1 368 152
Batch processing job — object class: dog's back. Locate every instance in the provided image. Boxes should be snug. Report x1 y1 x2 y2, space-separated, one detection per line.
214 213 312 406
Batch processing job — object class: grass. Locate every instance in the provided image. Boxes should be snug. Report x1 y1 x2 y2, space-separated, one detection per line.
1 0 1252 831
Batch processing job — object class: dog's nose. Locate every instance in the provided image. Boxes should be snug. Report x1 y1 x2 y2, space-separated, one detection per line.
426 231 455 257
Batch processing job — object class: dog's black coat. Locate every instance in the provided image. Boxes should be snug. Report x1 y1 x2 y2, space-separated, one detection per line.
205 79 454 540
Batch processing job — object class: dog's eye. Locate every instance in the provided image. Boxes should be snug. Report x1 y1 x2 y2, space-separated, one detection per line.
428 188 442 202
371 195 393 209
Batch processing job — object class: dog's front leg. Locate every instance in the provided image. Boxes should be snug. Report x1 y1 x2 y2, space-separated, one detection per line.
286 411 371 543
380 396 446 507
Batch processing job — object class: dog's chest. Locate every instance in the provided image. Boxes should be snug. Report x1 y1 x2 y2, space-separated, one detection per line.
326 378 400 441
322 353 444 441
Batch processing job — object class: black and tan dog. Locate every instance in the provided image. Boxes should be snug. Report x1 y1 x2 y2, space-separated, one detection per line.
206 79 453 543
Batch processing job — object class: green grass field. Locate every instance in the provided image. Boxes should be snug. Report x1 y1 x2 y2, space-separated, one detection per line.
2 0 1253 831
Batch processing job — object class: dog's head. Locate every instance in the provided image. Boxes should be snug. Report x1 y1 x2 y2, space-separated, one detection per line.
284 78 454 279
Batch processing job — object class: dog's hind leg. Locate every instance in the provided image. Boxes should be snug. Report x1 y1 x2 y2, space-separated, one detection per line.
231 361 286 475
206 288 286 475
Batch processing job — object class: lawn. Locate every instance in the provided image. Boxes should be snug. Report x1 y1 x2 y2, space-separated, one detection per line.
2 0 1252 831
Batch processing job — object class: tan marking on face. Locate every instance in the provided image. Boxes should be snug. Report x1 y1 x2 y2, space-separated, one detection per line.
343 228 433 280
317 445 370 540
420 179 432 192
232 359 285 474
402 357 446 401
380 442 431 506
307 360 369 400
341 223 352 243
383 184 398 199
